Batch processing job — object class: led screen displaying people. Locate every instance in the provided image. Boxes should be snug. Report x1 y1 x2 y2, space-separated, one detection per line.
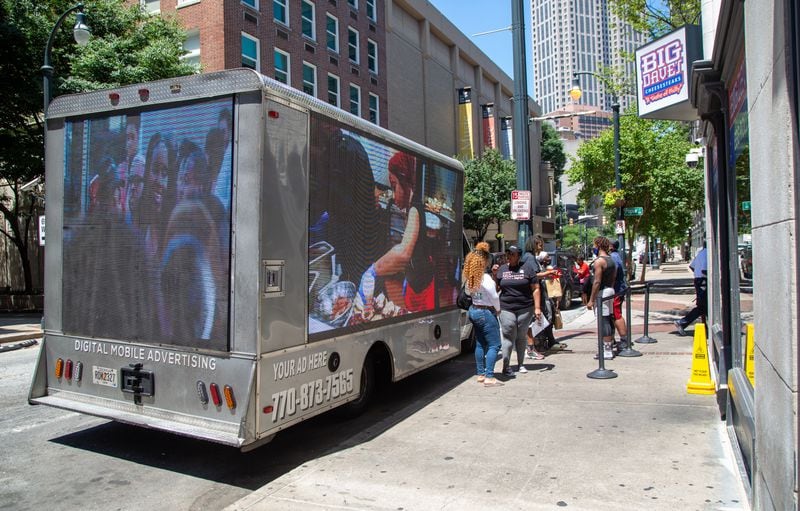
308 114 462 338
62 98 233 350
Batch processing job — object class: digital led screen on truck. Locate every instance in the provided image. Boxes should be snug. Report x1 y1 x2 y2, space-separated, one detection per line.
308 114 462 338
61 98 233 351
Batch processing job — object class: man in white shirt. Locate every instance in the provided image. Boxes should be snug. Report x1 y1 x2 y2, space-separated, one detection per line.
674 245 708 336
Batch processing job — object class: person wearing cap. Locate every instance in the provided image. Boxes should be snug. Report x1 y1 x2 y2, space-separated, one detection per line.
495 245 542 375
522 235 558 358
610 240 628 352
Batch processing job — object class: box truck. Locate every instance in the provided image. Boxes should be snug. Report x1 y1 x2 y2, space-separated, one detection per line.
29 69 469 450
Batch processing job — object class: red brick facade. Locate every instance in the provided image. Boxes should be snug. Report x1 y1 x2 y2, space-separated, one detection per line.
131 0 387 127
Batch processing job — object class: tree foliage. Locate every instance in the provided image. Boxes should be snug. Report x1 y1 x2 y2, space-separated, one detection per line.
567 107 704 273
0 0 196 291
463 149 516 242
609 0 701 38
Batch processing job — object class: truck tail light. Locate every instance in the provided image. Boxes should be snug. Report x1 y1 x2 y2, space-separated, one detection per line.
64 359 73 381
209 383 222 407
55 358 64 378
74 361 83 382
223 385 236 409
196 381 209 405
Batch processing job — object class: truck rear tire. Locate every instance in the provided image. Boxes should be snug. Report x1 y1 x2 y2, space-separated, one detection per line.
338 354 375 418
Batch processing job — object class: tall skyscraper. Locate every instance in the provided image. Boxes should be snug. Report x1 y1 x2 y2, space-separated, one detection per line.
531 0 646 116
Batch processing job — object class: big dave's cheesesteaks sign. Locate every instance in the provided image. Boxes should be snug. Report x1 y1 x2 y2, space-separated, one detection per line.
635 25 701 121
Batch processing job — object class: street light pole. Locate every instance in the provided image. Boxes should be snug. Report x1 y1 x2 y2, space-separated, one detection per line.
42 3 91 115
511 0 531 247
570 72 626 260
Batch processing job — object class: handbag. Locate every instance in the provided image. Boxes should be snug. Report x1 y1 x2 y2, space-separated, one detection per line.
545 277 563 298
553 309 564 330
457 286 473 310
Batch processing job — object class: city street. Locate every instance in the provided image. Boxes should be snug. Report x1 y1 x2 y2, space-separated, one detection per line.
0 263 750 510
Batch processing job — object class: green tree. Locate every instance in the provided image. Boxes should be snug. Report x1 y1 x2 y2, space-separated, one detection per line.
463 149 516 242
610 0 701 38
0 0 196 291
567 107 703 280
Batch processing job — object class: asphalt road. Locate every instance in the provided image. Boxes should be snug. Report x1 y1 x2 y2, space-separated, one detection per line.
0 341 472 511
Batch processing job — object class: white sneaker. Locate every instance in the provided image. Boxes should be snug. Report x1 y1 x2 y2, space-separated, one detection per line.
517 365 528 374
603 349 614 360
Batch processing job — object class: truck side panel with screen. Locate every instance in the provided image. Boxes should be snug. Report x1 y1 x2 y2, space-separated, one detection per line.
29 70 466 449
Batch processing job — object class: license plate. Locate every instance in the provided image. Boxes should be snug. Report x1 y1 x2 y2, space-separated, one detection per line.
92 366 118 388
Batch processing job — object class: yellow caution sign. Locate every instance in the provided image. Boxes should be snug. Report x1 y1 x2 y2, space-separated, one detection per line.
687 323 715 395
745 323 755 386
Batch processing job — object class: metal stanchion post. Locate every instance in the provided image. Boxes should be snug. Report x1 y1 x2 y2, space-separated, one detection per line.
617 286 642 357
588 293 617 379
635 282 658 344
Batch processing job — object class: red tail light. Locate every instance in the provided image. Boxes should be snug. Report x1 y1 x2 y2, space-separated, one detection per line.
209 383 222 406
64 359 73 381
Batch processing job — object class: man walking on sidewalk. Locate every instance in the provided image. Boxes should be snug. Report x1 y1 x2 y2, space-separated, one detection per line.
610 240 628 352
587 237 617 359
675 244 708 336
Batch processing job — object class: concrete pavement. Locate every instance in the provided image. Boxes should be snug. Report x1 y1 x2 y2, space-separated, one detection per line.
227 260 749 511
0 312 42 347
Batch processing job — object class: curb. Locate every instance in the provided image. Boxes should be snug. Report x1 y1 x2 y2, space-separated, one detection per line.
0 331 43 345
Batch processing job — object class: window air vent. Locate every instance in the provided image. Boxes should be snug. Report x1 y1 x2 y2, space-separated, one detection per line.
329 0 336 5
369 24 376 32
370 77 378 86
351 66 359 76
329 55 339 66
243 11 258 24
276 28 289 40
305 43 315 53
350 11 358 21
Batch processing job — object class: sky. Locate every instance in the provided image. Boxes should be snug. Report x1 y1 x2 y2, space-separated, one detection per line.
428 0 536 94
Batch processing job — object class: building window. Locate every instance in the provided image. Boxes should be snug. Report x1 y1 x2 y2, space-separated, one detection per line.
367 39 377 74
368 93 379 124
348 27 359 64
241 0 257 8
301 0 315 40
182 29 201 68
273 0 288 25
366 0 376 21
274 48 290 85
349 84 360 116
142 0 160 13
327 73 340 107
302 62 317 97
326 14 339 52
241 33 260 71
347 0 357 8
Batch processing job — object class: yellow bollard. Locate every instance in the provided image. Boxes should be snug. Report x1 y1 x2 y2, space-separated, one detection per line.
745 323 755 386
686 323 715 395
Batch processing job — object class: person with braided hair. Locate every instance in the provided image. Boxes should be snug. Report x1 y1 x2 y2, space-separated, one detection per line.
463 247 503 386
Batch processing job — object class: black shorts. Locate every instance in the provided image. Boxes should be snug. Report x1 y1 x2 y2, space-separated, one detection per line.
601 315 615 337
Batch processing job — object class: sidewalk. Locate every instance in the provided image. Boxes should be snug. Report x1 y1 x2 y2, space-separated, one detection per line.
229 261 749 511
0 312 42 345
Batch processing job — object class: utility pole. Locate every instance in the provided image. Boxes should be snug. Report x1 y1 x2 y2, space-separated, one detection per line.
511 0 531 248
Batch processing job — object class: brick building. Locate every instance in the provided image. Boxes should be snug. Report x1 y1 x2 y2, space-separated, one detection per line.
141 0 388 127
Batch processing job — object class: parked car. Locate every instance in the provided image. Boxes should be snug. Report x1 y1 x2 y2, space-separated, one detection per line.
738 244 752 280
